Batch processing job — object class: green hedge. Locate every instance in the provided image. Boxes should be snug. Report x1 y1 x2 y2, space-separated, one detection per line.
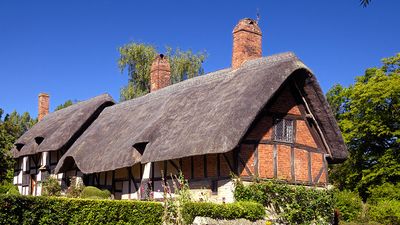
368 200 400 225
234 180 334 224
0 194 163 225
0 194 266 225
182 201 265 224
80 186 111 199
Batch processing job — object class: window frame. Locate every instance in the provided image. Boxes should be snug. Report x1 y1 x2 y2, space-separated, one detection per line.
273 117 295 144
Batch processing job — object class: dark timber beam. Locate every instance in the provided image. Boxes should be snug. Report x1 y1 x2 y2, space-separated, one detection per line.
238 155 253 176
222 153 235 173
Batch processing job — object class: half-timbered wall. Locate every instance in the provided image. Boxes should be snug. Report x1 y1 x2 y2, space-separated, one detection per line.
13 150 75 196
239 82 328 184
85 154 237 202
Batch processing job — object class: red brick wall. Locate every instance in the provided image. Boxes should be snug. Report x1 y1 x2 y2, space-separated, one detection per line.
311 152 326 184
294 148 309 182
246 115 273 140
319 169 327 183
258 144 274 178
277 145 291 180
296 120 318 148
269 86 301 116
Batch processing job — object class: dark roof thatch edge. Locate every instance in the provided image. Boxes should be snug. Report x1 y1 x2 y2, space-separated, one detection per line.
305 75 348 162
12 93 115 158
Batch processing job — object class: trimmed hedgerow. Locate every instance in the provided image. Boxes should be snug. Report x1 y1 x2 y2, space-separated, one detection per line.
80 186 111 199
0 194 266 225
234 180 334 224
181 201 265 224
0 194 163 225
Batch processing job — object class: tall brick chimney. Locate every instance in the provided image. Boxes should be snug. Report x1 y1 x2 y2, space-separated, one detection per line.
150 54 171 92
38 93 49 121
232 18 262 69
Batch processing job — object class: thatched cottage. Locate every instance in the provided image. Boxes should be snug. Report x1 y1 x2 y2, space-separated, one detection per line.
12 18 348 202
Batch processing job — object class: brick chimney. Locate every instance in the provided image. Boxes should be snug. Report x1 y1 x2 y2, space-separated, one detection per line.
38 93 49 121
232 18 262 69
150 54 171 92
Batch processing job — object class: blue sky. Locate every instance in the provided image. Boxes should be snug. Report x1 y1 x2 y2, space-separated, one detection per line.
0 0 399 117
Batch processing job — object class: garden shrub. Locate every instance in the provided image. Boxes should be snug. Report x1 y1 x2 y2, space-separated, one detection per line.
0 182 19 195
41 176 61 196
0 194 163 225
335 190 363 222
340 221 382 225
367 200 400 225
367 183 400 204
81 186 111 199
181 201 265 224
65 176 85 198
234 180 334 224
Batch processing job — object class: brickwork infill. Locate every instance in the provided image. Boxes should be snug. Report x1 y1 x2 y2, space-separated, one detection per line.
296 120 318 148
294 148 309 182
311 152 325 183
269 85 301 115
239 83 326 184
277 145 291 180
258 144 274 178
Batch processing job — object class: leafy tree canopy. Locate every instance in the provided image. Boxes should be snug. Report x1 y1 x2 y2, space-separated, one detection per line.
0 109 36 183
55 99 76 111
118 42 207 101
327 53 400 199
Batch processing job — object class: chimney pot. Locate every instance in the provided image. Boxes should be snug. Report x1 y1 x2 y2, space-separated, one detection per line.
232 18 262 69
38 93 49 121
150 54 171 92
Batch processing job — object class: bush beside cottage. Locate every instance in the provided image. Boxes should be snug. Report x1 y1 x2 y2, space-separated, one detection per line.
0 194 265 225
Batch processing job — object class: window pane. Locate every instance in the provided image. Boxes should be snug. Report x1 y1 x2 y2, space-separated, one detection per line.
274 119 293 143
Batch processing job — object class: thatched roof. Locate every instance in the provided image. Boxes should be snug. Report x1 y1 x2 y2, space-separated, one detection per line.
12 94 114 158
56 52 348 174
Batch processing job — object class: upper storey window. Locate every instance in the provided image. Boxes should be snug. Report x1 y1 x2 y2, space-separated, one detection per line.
274 118 294 143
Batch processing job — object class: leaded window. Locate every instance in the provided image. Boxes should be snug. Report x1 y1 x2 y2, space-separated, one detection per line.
274 118 294 143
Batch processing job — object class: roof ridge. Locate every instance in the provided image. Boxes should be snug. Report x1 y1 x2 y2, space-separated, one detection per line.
108 52 298 113
41 93 113 121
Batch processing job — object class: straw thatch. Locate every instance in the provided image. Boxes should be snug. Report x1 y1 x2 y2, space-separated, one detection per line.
55 52 348 174
12 94 114 158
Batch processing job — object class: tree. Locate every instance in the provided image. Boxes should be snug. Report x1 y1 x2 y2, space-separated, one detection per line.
0 109 36 183
166 47 206 84
327 53 400 199
55 100 76 111
118 42 207 101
